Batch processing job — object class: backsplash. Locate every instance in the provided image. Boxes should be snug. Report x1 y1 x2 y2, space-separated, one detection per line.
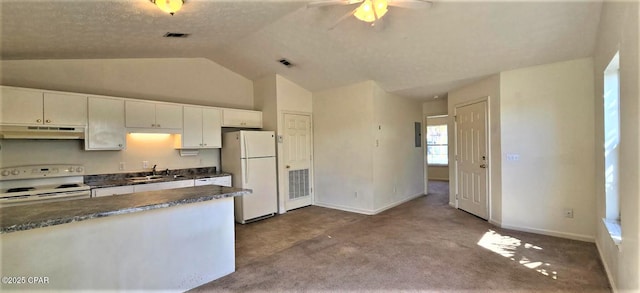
84 167 218 185
0 134 220 175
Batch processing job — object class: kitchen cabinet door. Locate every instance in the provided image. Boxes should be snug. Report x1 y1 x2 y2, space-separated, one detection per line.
125 100 156 128
182 106 204 148
222 109 262 128
92 186 134 197
126 101 182 129
179 106 221 149
202 108 222 148
86 97 126 150
44 92 87 126
155 104 182 129
0 86 43 125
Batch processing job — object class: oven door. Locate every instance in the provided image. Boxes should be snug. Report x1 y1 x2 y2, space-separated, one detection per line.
0 190 91 208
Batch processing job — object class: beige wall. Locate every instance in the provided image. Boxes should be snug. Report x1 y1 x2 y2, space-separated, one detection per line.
423 98 448 116
313 81 375 213
448 74 502 224
372 84 424 212
313 81 423 214
500 58 595 241
0 134 219 175
254 74 313 213
0 58 254 109
0 58 254 174
593 1 640 290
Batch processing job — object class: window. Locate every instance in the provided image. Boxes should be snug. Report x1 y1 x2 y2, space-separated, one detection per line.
426 118 448 165
603 51 621 244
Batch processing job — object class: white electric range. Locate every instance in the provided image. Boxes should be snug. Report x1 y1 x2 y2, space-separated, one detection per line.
0 164 90 208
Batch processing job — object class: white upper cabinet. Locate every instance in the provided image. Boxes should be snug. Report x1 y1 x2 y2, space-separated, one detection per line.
222 108 262 128
0 86 87 126
0 87 43 125
44 92 87 126
178 106 221 149
125 100 182 130
86 96 126 151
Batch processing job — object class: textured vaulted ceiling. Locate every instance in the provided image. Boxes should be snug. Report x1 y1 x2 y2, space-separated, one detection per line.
0 0 602 100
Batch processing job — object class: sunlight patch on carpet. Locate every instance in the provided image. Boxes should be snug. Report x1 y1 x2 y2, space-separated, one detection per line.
477 230 557 280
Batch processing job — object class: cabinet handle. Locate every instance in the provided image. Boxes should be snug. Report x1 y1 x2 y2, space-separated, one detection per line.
151 124 156 127
36 119 42 123
156 124 160 128
204 143 207 146
45 119 51 123
118 144 123 147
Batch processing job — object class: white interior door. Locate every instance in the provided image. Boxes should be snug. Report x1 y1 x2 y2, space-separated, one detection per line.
283 113 313 210
455 101 488 219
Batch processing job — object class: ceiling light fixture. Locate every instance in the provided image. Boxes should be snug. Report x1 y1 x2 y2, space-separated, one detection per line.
150 0 184 15
353 0 388 23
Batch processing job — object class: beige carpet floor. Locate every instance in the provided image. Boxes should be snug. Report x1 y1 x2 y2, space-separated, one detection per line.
191 181 611 292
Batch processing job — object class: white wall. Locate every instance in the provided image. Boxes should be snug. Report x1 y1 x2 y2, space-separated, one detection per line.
0 134 220 175
372 84 424 212
500 58 596 241
593 1 640 290
448 75 502 224
313 81 375 213
0 58 254 109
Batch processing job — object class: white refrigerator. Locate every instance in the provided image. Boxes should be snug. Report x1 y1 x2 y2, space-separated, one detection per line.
222 131 278 223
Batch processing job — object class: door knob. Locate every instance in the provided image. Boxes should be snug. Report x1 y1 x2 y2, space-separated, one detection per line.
480 164 487 168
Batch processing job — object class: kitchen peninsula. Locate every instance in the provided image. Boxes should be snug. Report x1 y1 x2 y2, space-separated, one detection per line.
0 185 250 291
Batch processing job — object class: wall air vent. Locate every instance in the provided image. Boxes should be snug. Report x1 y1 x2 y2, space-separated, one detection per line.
163 32 190 38
278 58 294 68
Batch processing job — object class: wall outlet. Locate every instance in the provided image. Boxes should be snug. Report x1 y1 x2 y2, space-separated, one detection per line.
564 208 574 218
142 161 149 169
119 162 126 171
506 153 520 161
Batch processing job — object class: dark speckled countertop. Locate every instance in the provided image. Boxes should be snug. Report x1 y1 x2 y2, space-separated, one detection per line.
0 185 249 234
84 167 232 189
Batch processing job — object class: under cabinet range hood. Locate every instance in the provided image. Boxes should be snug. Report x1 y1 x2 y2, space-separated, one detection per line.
0 125 85 139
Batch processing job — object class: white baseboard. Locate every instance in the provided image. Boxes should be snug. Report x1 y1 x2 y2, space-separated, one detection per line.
488 218 502 227
314 193 424 216
595 241 618 293
500 223 594 242
313 201 376 215
449 202 456 208
371 193 424 214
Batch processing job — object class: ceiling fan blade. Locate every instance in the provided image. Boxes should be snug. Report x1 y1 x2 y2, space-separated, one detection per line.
328 6 359 30
387 0 433 9
307 0 363 8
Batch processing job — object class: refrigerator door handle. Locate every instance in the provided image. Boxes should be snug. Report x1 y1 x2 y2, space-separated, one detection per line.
243 134 249 184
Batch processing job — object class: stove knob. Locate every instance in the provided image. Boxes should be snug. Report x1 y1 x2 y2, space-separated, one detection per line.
76 167 83 173
11 169 20 175
1 170 10 176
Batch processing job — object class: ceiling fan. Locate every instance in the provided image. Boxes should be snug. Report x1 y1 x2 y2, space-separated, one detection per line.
308 0 433 29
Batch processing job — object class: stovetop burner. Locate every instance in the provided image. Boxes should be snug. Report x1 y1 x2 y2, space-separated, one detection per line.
56 184 80 189
7 187 36 193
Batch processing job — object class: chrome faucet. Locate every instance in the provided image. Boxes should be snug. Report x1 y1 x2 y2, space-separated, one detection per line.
152 164 157 175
